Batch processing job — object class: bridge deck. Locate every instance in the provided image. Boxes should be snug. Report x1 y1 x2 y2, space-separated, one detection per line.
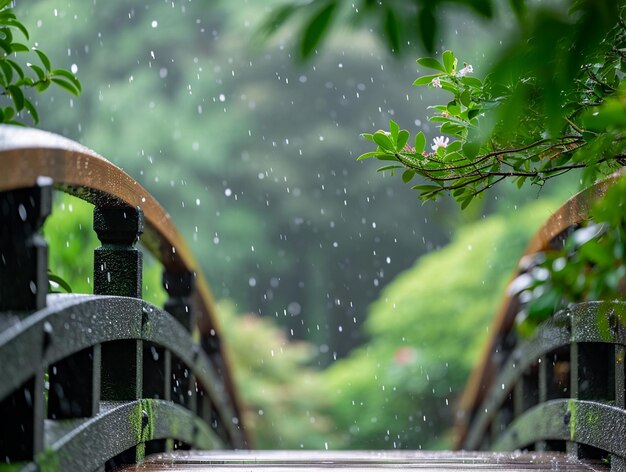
122 450 607 471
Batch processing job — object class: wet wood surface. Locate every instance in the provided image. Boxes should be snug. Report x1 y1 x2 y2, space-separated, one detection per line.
121 450 608 471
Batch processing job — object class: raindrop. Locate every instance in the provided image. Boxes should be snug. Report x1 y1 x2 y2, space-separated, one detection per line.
18 204 27 221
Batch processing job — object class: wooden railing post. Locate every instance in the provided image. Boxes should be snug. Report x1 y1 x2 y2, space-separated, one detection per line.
0 180 51 463
93 206 144 298
163 270 194 331
94 205 145 464
0 179 52 312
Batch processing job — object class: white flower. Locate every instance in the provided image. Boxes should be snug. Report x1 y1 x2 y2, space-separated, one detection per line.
457 64 474 77
431 136 450 151
431 77 442 88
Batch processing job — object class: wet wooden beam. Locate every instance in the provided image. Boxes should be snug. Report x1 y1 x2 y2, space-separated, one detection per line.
122 450 607 471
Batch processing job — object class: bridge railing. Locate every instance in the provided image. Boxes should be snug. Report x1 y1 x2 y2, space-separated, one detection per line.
0 125 248 471
457 177 626 470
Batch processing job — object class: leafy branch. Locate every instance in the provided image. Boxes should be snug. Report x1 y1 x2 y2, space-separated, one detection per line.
357 15 626 208
0 0 81 125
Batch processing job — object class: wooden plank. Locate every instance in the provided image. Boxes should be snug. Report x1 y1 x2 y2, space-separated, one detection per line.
122 450 607 471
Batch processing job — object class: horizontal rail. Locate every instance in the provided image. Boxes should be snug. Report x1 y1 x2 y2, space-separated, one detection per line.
494 399 626 458
0 294 243 469
0 294 238 434
463 301 626 450
38 399 224 472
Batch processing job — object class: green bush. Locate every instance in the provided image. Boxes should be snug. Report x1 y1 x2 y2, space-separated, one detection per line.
216 300 342 449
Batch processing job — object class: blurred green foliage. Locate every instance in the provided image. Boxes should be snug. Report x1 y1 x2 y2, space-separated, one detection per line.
323 199 559 449
217 301 342 449
44 193 166 307
258 0 497 58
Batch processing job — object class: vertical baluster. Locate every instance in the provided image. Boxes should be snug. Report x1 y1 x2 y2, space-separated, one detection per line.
163 270 197 431
0 181 51 463
163 270 194 331
94 205 144 463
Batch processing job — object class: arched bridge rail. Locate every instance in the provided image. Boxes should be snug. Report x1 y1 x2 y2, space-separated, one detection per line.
458 176 626 470
0 125 247 471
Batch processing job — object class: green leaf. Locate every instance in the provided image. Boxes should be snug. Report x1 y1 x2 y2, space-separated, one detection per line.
446 140 463 153
7 59 23 79
509 0 526 21
460 195 475 209
402 169 415 183
417 6 437 53
34 48 51 71
7 84 24 111
383 6 401 53
35 79 50 92
255 4 297 41
460 90 471 107
23 97 38 124
462 141 480 159
361 133 375 142
416 57 445 73
442 50 456 74
51 77 80 95
0 0 12 9
10 42 28 52
461 76 483 88
52 69 81 93
3 105 13 120
2 18 28 39
414 131 426 154
372 132 394 151
0 59 11 84
413 73 444 86
357 151 381 161
28 63 45 81
396 129 409 151
389 119 399 140
412 184 441 193
440 122 465 136
447 100 461 116
0 37 11 54
300 1 337 59
377 164 403 172
467 109 481 120
48 271 72 293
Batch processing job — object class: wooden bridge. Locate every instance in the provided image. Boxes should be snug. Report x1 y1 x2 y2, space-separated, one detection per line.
0 126 624 471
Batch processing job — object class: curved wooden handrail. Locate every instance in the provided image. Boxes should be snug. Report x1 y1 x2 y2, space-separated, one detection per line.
456 175 617 447
0 125 244 437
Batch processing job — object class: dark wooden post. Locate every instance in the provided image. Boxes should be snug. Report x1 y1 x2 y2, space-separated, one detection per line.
94 205 145 464
0 180 52 312
163 270 194 331
0 180 51 463
93 206 144 298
